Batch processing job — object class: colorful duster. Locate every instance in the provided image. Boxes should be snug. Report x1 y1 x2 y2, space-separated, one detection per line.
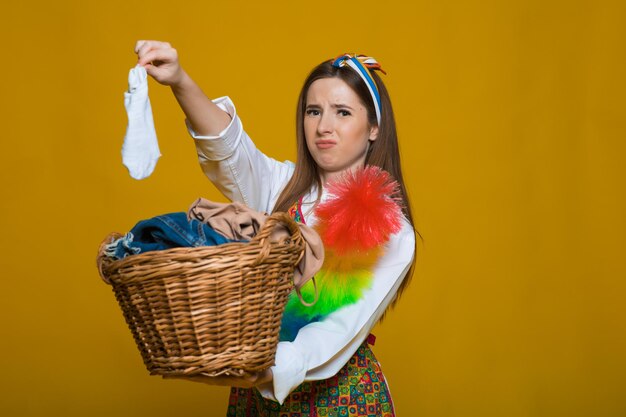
280 166 404 341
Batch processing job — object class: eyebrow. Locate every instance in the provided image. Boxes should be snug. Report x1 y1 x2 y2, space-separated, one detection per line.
305 103 355 110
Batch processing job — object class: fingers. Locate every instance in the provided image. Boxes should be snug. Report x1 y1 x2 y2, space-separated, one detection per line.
134 40 175 66
133 40 182 85
135 40 170 54
134 40 146 54
138 48 177 68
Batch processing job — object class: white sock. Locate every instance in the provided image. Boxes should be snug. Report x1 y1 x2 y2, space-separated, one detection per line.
122 65 161 180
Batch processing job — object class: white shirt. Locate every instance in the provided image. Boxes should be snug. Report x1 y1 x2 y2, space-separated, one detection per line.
187 96 416 404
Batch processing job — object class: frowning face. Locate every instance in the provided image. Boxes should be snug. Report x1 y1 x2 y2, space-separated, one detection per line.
304 77 379 184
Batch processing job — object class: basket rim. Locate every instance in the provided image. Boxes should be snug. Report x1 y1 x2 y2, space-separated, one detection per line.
103 238 299 271
97 212 305 286
102 239 250 269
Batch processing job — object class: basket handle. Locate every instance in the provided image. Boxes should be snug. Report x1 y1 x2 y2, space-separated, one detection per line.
294 276 319 307
251 212 305 263
251 212 319 306
252 212 302 243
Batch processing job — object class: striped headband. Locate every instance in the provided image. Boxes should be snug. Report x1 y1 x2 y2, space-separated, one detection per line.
331 54 386 126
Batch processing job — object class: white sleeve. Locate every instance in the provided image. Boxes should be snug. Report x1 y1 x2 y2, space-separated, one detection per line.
186 96 295 213
256 219 416 404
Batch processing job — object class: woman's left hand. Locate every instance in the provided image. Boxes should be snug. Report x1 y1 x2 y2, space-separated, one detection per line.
162 368 273 388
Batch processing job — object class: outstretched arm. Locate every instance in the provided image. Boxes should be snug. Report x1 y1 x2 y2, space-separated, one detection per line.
133 40 294 210
134 39 231 136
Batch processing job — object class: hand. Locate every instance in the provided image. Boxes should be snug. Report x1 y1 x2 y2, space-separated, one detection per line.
134 40 185 87
162 368 273 388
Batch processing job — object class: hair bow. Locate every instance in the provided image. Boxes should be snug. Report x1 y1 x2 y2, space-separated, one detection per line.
331 54 386 125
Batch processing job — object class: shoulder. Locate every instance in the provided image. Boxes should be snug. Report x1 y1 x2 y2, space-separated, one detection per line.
391 217 416 247
379 217 416 267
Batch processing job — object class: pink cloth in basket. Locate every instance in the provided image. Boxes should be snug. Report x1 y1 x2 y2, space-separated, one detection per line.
187 198 324 291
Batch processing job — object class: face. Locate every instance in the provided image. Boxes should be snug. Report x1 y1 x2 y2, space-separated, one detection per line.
304 77 378 184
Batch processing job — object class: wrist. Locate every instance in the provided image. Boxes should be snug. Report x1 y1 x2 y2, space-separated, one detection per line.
169 69 190 90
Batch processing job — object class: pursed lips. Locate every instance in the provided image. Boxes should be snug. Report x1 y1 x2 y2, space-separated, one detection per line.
315 139 337 149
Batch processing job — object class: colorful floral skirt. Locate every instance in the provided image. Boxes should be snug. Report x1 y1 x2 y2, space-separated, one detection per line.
226 335 395 417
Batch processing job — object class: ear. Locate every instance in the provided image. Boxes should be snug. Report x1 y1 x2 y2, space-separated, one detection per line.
369 124 379 141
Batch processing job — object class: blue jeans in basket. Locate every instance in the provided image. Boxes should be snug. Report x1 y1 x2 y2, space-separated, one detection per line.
104 212 240 260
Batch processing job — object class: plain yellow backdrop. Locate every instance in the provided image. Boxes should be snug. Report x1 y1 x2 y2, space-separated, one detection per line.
1 0 624 416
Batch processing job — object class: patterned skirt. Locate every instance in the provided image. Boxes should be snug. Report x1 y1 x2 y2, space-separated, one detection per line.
226 335 395 417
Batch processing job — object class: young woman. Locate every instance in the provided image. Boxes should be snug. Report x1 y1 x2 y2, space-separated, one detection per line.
135 40 417 416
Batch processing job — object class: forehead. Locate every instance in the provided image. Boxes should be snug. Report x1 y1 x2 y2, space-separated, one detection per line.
306 77 362 105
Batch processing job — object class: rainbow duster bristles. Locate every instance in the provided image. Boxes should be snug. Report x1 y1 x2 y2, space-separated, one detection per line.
280 167 403 342
315 166 403 255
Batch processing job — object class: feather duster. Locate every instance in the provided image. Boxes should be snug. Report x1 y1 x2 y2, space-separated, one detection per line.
280 166 403 341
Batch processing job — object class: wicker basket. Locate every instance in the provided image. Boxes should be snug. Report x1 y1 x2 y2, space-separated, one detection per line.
96 212 304 379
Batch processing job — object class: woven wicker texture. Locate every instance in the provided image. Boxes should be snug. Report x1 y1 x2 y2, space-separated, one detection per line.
97 212 304 379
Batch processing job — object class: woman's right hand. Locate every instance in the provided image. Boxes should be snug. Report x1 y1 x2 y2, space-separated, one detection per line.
135 40 185 87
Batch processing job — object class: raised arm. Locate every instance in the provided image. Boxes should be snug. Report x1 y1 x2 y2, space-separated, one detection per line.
134 40 294 211
134 40 231 136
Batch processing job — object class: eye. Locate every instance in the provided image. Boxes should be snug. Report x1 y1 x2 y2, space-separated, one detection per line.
338 109 351 116
306 109 320 116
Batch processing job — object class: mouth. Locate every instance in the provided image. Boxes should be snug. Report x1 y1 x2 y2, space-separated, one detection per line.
315 139 337 149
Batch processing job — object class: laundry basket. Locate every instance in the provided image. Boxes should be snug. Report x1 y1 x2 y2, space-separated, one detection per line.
96 212 304 379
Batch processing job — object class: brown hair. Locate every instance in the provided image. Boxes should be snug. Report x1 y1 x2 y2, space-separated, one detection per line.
272 59 418 304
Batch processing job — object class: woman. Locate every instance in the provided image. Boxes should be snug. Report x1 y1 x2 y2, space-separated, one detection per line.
135 40 416 416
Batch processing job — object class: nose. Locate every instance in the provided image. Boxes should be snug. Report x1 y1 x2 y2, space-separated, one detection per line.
317 111 334 135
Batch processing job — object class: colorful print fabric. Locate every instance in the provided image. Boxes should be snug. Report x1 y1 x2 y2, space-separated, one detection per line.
287 196 305 225
226 336 395 417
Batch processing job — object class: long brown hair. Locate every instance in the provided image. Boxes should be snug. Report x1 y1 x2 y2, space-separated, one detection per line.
273 59 418 304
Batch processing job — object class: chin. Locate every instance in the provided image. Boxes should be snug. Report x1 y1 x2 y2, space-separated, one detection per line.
313 159 335 172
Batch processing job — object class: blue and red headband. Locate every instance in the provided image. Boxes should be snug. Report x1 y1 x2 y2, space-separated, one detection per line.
331 54 386 126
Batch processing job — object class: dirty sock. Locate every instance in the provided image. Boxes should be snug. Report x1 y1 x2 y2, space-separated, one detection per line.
122 65 161 180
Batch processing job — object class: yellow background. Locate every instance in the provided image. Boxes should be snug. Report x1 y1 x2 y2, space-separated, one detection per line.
1 0 624 416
